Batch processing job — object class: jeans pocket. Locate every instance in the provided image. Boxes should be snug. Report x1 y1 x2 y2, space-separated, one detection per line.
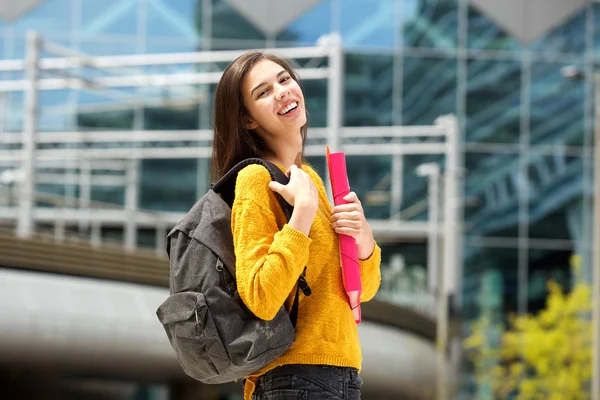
262 389 307 399
293 374 343 399
348 371 363 390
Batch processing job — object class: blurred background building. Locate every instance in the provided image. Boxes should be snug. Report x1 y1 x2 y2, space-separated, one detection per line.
0 0 597 399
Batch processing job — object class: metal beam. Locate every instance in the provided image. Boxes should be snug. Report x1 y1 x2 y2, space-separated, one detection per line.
17 31 39 239
0 68 330 92
0 45 331 73
0 125 444 146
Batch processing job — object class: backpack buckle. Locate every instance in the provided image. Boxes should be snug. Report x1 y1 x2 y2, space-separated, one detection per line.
298 275 311 296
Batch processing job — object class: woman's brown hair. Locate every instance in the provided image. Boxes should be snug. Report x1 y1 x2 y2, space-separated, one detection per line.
210 51 308 182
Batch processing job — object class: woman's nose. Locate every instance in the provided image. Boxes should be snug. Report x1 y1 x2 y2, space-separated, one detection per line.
275 85 290 100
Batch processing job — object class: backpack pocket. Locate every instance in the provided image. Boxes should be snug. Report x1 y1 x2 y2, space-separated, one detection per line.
157 291 230 382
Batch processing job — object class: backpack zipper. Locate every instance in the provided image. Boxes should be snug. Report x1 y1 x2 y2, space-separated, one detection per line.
215 258 235 296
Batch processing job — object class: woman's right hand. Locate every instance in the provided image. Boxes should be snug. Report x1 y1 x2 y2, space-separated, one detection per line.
268 165 318 235
268 165 318 210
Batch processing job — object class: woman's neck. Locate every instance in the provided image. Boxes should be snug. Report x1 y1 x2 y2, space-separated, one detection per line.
263 133 303 168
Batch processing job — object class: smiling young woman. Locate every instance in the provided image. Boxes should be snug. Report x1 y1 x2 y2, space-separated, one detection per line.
211 51 382 400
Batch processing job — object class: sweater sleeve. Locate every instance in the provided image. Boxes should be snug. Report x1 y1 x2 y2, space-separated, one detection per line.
231 166 312 321
359 242 382 302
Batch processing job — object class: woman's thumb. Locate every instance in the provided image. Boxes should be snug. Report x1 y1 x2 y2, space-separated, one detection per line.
268 181 282 193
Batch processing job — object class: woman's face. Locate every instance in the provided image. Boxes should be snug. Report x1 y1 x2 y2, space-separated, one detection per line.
241 59 306 139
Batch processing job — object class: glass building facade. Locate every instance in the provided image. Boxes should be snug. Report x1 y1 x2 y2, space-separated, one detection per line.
0 0 598 396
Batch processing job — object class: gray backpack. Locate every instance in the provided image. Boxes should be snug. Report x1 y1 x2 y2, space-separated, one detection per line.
156 159 311 384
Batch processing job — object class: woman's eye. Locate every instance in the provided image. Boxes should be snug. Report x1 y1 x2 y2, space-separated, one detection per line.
257 89 268 98
280 76 290 83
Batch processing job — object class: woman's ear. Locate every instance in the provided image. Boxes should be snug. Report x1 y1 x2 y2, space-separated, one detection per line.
242 116 258 130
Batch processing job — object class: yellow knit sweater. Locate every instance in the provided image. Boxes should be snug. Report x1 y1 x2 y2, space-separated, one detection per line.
231 163 382 400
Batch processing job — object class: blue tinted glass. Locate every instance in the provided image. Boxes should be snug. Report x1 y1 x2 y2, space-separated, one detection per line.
5 92 24 133
464 151 520 237
345 155 392 219
531 7 586 56
375 243 429 311
140 158 197 211
530 62 584 146
91 185 125 206
146 0 199 40
404 0 457 49
594 3 600 60
527 154 583 240
344 53 393 126
400 154 443 221
145 40 198 54
81 0 138 36
527 248 574 312
340 0 395 49
467 3 520 51
276 0 331 46
211 0 265 47
403 56 456 125
0 34 6 59
13 0 73 34
303 79 327 128
80 38 138 55
466 59 521 144
462 246 517 318
38 90 72 131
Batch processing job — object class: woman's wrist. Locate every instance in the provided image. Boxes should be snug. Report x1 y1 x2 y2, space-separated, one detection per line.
288 201 317 236
356 225 375 260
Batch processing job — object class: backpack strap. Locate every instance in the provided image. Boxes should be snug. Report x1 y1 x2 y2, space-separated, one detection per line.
212 158 311 328
212 158 293 220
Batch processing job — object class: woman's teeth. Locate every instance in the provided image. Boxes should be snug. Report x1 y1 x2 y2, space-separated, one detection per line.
279 102 297 115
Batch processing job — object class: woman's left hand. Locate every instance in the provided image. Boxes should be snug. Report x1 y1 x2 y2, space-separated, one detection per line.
330 192 375 260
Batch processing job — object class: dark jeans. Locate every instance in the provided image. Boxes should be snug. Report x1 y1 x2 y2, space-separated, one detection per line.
251 364 363 399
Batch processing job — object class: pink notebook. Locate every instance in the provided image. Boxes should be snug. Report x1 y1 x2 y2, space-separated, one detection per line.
326 145 362 324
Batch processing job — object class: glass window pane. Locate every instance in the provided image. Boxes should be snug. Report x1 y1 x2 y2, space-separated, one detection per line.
76 104 135 130
403 56 456 126
14 0 73 34
211 0 265 50
91 185 125 206
530 62 585 147
81 0 138 36
527 154 584 241
461 245 516 395
376 243 431 314
467 3 520 51
346 155 392 219
144 105 200 130
0 34 7 59
140 159 197 211
38 90 72 131
145 40 198 54
404 0 458 49
466 59 521 144
5 92 24 133
527 248 574 313
303 78 327 128
80 38 138 55
464 151 520 237
137 228 157 249
530 7 586 56
594 2 600 60
340 0 396 49
146 0 199 40
462 246 517 319
344 53 393 127
276 0 331 47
